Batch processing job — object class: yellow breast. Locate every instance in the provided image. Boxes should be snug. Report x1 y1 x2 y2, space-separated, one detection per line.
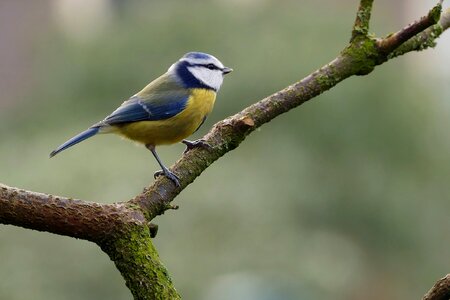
117 89 216 146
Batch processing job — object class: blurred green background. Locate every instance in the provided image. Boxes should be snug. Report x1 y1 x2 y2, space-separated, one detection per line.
1 0 450 299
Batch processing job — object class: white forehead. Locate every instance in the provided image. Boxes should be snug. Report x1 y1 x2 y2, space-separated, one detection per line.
180 56 224 68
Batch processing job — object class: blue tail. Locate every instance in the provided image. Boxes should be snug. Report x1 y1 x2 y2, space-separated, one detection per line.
50 127 100 158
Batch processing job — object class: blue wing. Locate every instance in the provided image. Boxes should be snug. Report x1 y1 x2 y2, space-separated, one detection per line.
103 94 189 125
100 73 190 125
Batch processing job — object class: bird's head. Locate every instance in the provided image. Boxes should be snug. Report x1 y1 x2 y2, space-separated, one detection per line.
169 52 232 91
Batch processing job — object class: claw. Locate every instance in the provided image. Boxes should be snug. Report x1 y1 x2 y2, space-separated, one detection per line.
146 144 180 187
182 139 211 154
153 170 164 179
154 169 180 187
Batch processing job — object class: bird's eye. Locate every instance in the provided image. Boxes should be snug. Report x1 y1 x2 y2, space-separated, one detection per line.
206 64 216 70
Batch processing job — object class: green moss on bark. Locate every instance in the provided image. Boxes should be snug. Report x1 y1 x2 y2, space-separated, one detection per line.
388 24 444 59
341 36 378 75
351 0 374 38
100 225 180 300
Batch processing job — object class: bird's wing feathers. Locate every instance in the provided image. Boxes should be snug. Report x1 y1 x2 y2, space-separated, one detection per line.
102 74 190 125
102 94 188 124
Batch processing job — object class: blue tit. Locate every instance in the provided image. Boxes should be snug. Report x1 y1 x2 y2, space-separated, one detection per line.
50 52 233 187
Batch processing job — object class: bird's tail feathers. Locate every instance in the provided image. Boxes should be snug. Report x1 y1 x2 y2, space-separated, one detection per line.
50 127 100 158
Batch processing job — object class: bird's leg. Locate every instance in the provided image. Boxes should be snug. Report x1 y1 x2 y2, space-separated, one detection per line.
146 144 180 187
181 139 211 154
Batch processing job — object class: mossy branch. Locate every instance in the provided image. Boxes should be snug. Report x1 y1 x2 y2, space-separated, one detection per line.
351 0 374 40
134 1 450 220
388 8 450 59
1 1 450 300
377 1 444 55
0 183 180 299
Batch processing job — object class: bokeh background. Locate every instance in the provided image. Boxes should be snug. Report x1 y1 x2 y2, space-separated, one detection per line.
1 0 450 299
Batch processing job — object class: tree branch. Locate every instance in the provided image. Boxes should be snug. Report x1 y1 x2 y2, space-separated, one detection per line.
423 275 450 300
132 1 450 220
0 183 180 299
377 1 444 54
1 1 450 299
388 8 450 59
351 0 374 40
0 183 143 242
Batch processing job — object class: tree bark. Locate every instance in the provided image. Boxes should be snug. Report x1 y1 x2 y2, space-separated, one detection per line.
423 274 450 300
1 2 450 299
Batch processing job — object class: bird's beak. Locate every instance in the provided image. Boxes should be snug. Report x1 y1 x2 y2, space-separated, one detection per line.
222 67 233 75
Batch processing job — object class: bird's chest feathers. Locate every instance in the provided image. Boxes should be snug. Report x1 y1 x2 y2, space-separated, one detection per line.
119 89 216 145
182 88 216 122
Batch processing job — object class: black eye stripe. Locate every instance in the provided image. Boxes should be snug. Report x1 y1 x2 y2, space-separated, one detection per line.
192 63 221 70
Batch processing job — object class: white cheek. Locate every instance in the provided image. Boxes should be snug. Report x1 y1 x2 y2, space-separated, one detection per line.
187 67 223 91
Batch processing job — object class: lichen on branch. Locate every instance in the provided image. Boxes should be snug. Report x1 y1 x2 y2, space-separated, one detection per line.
388 8 450 59
351 0 374 40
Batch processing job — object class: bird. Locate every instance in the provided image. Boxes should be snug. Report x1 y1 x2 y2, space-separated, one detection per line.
50 52 232 187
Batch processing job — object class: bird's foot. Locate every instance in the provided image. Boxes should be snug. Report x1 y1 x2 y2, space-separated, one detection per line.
182 139 211 154
154 168 180 187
